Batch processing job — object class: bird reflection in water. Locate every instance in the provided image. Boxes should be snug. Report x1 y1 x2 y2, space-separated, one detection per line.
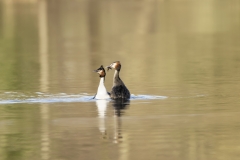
112 99 130 117
95 99 130 143
112 99 130 143
95 99 108 138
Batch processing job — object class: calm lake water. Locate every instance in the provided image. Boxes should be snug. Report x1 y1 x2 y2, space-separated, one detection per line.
0 0 240 160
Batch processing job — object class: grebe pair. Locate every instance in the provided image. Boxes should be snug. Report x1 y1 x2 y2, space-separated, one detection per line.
94 61 130 100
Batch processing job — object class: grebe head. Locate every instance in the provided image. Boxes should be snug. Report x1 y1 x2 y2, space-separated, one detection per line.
106 61 121 71
94 65 106 77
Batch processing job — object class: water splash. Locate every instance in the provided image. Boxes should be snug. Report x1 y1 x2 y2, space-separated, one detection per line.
0 92 94 104
131 94 167 100
0 92 167 104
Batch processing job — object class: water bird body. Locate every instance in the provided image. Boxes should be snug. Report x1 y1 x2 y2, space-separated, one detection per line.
106 61 130 100
94 65 110 100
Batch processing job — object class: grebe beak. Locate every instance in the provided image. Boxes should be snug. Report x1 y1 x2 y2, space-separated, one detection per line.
106 66 112 71
93 70 98 72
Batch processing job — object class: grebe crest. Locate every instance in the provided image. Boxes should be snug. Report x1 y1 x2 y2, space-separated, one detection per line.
93 65 110 100
106 61 130 100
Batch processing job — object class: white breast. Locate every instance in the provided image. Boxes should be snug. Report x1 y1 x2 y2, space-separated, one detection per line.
95 78 110 99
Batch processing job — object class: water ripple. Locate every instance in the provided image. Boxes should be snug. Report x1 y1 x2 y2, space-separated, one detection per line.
0 92 167 104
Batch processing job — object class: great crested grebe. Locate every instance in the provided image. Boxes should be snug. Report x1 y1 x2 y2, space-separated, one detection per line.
93 65 110 99
106 61 130 99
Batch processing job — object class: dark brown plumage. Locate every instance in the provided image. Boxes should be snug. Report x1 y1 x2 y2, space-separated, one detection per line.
106 61 130 100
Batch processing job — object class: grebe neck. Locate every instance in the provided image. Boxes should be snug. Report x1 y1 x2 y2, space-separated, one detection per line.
99 77 105 84
113 70 122 85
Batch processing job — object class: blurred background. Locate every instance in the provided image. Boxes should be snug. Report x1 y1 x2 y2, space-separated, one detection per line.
0 0 239 95
0 0 240 160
